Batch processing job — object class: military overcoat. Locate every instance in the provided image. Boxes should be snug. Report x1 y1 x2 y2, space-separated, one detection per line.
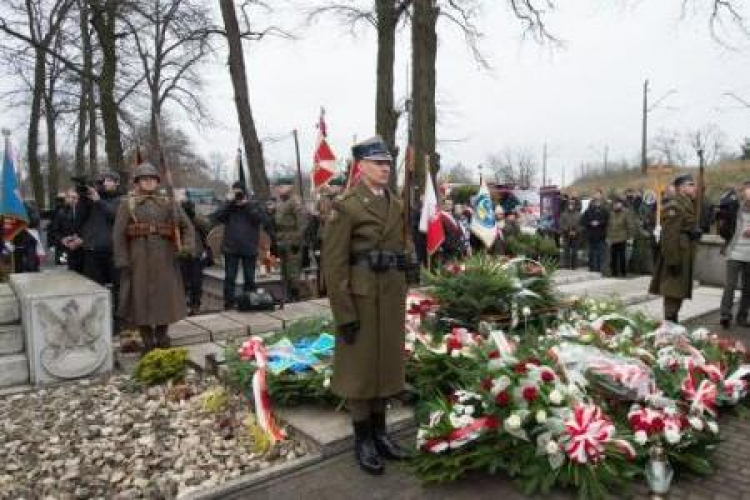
113 193 195 326
649 194 696 299
322 183 408 399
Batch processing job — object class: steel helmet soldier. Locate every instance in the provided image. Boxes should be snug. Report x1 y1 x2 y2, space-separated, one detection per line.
273 176 307 301
322 136 412 475
649 174 701 322
113 162 195 352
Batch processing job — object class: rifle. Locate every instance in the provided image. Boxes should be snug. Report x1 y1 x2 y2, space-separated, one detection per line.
154 114 182 252
403 146 420 285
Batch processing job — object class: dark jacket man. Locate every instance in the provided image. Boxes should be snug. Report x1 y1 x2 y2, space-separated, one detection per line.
78 172 122 287
212 183 271 308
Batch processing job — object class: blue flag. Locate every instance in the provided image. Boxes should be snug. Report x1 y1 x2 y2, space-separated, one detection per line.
470 177 497 248
1 135 28 241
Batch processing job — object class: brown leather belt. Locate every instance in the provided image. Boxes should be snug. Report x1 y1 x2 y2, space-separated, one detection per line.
126 222 175 239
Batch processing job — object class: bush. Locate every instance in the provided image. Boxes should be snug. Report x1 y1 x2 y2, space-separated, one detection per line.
450 185 479 205
505 233 559 261
133 348 189 386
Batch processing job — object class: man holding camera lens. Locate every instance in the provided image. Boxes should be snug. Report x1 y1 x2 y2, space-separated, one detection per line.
322 136 415 476
212 182 271 309
77 172 122 288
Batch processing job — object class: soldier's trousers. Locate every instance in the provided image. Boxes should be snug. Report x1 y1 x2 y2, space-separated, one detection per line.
279 246 303 300
664 297 683 322
720 259 750 321
348 398 388 422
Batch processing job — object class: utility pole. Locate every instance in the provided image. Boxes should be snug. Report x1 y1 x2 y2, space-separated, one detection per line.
542 142 548 187
641 79 649 174
561 165 566 189
603 145 609 173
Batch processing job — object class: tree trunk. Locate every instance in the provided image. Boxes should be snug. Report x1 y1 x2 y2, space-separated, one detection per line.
74 0 92 176
218 0 270 200
411 0 438 192
90 0 123 174
88 87 98 175
376 0 399 190
45 106 59 209
27 47 46 208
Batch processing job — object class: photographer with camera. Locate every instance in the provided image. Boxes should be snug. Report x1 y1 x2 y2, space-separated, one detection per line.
211 182 272 310
76 172 123 287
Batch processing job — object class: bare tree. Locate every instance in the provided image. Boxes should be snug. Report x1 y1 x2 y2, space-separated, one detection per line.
689 123 727 165
441 162 475 183
123 0 213 164
487 149 537 187
650 128 688 167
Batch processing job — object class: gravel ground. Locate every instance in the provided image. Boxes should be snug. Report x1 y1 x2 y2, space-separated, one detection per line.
0 373 307 499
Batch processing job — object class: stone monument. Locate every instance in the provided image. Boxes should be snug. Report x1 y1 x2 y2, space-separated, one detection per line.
10 270 113 386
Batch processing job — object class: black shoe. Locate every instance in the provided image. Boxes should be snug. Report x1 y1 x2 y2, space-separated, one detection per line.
154 326 171 348
371 412 409 461
736 316 749 328
720 317 732 329
353 420 384 475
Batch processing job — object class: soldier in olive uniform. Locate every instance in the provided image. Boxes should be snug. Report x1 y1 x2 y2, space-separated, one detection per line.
273 177 307 302
113 162 195 352
322 136 411 475
649 175 701 322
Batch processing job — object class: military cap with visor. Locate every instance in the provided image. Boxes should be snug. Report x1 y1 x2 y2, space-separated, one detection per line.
132 162 160 182
352 136 392 162
673 174 694 188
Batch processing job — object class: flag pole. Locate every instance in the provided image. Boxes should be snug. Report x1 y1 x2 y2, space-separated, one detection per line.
292 129 304 200
425 153 433 271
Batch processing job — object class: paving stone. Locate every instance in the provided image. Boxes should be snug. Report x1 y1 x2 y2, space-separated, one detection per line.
267 302 331 327
307 298 330 308
0 353 29 388
626 287 720 324
0 324 23 354
0 283 15 297
167 320 211 346
186 313 248 342
222 311 283 335
558 276 654 305
552 269 602 286
276 404 413 457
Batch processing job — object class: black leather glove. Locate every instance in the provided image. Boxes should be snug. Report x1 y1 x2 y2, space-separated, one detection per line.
405 253 421 286
667 264 682 277
337 321 360 345
689 229 703 241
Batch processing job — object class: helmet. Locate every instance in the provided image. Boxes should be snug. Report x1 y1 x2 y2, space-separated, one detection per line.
133 162 160 182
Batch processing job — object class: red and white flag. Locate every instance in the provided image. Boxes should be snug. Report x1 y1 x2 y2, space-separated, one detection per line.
419 167 445 255
312 108 336 189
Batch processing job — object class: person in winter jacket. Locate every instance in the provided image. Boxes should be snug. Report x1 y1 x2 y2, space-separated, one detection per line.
718 181 750 329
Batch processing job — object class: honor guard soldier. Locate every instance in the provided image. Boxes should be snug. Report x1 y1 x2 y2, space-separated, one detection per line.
322 136 413 475
649 174 701 322
273 176 307 302
113 162 195 353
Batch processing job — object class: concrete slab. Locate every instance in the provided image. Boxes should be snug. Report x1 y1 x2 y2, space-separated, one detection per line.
268 302 331 327
222 311 283 336
0 324 23 354
0 353 29 388
558 276 655 306
168 320 211 346
307 298 330 308
0 294 20 325
552 270 602 286
185 342 225 372
626 287 720 324
0 283 15 297
276 404 414 457
186 314 248 342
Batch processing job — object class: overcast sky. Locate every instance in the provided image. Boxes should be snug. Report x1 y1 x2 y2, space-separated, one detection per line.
191 0 750 187
2 1 749 188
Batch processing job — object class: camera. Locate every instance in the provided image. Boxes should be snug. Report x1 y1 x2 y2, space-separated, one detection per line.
234 190 247 202
71 175 101 197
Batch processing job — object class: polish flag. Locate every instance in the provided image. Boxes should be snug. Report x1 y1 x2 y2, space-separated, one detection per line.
312 108 336 189
419 168 445 255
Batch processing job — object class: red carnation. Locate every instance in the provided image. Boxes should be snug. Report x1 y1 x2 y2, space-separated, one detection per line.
481 377 493 391
488 350 500 359
514 363 528 374
495 391 510 406
541 370 555 383
522 386 538 402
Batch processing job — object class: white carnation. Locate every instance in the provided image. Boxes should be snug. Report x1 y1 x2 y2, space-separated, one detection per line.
505 414 522 430
549 389 564 405
545 440 560 455
536 410 548 424
634 430 648 445
664 428 681 444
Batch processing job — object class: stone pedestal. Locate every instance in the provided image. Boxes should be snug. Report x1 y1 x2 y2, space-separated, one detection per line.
10 271 113 386
694 235 726 287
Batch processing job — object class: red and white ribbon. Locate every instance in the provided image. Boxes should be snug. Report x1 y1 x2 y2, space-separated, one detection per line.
681 372 718 417
564 404 615 464
422 416 498 453
239 336 286 443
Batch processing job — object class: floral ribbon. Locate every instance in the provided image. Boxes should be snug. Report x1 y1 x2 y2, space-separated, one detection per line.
681 372 718 417
564 404 634 463
239 337 286 443
422 416 498 453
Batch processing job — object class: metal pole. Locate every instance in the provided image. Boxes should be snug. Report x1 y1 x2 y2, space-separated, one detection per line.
292 129 304 200
542 142 548 187
697 148 705 223
641 79 649 174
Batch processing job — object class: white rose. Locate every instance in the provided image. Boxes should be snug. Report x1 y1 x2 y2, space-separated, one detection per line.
588 313 597 321
451 350 461 358
522 306 531 317
536 410 548 424
691 328 710 342
323 377 331 388
707 421 719 434
549 389 564 405
664 428 681 444
634 430 648 445
688 416 704 431
505 414 522 430
545 440 560 455
491 376 511 396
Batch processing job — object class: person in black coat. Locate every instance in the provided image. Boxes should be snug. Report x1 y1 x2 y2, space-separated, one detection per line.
49 189 85 273
212 182 272 309
77 172 122 286
581 189 609 273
